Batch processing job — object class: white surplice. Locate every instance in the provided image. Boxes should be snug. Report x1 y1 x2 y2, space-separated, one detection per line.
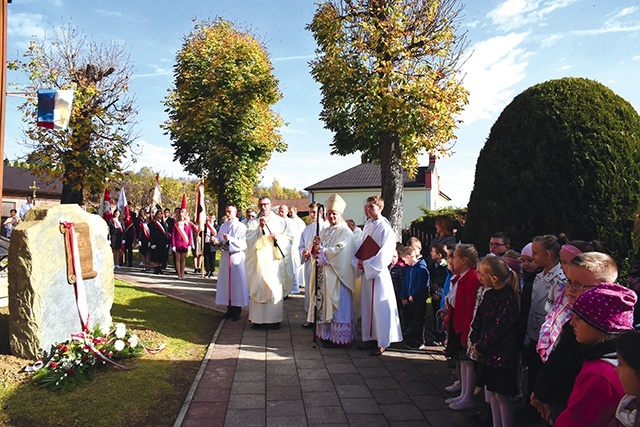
215 218 249 308
353 217 403 348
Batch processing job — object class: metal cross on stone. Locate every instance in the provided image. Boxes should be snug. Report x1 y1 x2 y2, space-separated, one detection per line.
29 180 39 200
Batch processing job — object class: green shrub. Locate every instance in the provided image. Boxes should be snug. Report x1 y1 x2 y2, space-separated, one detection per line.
465 77 640 273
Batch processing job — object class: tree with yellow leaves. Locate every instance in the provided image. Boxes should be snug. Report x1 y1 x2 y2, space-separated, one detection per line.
308 0 469 235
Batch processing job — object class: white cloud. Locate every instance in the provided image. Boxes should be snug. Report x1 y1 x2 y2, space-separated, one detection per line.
125 139 193 179
540 33 563 48
570 5 640 36
558 64 572 70
488 0 578 31
7 12 46 39
273 55 315 62
458 32 530 125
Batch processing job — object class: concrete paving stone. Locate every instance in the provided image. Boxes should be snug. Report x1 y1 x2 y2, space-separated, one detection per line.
329 372 366 386
294 350 325 360
305 405 348 424
208 357 239 366
239 350 267 361
399 381 432 396
265 399 306 417
308 424 350 427
295 358 325 369
363 375 402 391
266 385 303 401
234 370 267 382
341 397 383 414
240 335 267 348
299 379 336 392
266 357 296 367
302 391 341 407
227 394 266 409
182 417 224 427
345 413 390 426
224 409 266 427
192 386 232 403
231 380 266 395
265 339 294 349
266 364 298 376
389 420 432 427
266 416 308 427
421 408 469 427
267 372 300 386
198 373 235 389
184 401 228 419
357 366 393 379
350 356 385 367
379 403 425 421
335 384 373 399
410 394 449 411
325 363 358 374
391 370 427 383
236 359 266 370
321 354 353 365
266 349 295 361
371 389 413 405
297 368 330 380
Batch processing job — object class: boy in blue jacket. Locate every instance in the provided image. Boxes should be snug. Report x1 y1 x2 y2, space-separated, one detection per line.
400 246 430 350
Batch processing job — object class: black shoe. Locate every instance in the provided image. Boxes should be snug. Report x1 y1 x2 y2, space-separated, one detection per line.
405 340 422 350
231 314 241 321
357 341 377 350
221 312 232 319
283 295 290 300
301 322 314 329
269 323 281 330
251 323 264 330
322 340 340 348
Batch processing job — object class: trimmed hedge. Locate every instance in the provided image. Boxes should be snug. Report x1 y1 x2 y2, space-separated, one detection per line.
464 77 640 272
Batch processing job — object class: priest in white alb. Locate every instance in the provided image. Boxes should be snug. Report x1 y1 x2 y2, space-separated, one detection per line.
215 204 249 321
307 194 356 347
245 196 294 329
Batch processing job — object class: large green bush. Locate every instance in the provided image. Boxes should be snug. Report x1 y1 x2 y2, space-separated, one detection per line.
465 77 640 272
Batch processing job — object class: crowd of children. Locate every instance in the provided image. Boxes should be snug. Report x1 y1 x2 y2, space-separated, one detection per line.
391 230 640 427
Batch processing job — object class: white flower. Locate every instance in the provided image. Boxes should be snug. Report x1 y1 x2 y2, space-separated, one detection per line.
128 335 139 348
100 324 111 335
114 340 125 351
115 324 127 339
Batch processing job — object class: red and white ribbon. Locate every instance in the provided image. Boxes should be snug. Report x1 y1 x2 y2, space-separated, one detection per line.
61 220 90 333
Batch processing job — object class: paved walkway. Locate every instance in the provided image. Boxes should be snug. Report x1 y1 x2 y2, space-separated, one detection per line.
115 266 473 427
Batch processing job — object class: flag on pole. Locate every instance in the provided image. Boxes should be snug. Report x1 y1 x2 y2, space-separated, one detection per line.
37 89 74 130
101 187 113 221
195 180 206 232
151 174 162 210
117 187 133 230
181 193 188 212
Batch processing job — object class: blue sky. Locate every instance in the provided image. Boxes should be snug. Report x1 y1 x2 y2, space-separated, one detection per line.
4 0 640 207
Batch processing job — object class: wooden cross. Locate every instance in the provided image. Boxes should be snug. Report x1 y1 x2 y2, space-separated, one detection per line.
29 181 39 200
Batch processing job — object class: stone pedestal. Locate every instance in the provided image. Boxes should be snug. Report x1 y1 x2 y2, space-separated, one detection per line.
8 204 114 359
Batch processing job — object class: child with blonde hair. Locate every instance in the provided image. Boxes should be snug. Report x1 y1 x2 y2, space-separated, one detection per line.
470 256 520 427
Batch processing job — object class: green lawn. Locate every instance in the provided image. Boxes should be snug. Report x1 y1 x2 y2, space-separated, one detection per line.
0 279 219 427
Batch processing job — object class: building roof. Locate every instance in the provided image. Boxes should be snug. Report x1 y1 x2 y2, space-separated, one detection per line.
2 165 63 198
304 162 433 191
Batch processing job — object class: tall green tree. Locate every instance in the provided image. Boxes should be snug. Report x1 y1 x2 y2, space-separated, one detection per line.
164 18 285 219
308 0 468 237
465 78 640 272
10 25 138 205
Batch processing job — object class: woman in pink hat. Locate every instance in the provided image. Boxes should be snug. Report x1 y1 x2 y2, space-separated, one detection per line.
555 283 637 426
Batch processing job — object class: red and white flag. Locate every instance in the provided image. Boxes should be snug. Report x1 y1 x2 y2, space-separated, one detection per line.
117 187 133 230
151 174 162 210
195 180 206 232
100 187 113 221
